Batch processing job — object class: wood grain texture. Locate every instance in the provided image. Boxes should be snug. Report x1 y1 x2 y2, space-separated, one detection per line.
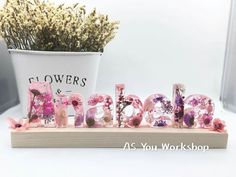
11 128 228 148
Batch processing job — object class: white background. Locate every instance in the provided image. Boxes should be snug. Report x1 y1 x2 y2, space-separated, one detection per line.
55 0 230 99
0 0 235 177
93 0 230 100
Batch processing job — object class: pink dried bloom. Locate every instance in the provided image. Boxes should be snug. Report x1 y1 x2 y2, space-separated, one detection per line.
212 118 226 132
8 117 29 131
128 116 142 128
88 94 104 106
69 94 83 107
43 104 54 116
198 114 213 128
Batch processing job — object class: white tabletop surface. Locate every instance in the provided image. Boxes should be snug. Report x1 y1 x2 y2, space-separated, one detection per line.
0 102 235 177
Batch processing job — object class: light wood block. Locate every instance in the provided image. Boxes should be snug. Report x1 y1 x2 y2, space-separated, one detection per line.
11 128 228 148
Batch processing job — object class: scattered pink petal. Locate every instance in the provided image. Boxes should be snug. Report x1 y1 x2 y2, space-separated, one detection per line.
212 118 226 132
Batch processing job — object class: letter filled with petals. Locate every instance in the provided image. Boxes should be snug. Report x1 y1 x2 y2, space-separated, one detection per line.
115 84 143 128
172 84 185 128
143 94 172 127
86 94 113 128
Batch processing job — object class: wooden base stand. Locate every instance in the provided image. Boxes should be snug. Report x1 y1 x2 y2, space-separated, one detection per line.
11 128 228 148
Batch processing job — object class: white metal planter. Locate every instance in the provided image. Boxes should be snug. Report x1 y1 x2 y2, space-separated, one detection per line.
9 49 102 115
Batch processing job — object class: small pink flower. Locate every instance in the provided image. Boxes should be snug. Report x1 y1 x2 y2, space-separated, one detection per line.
43 106 54 116
128 112 143 128
189 98 199 106
198 114 213 128
129 116 142 127
212 118 226 132
43 93 53 101
69 94 83 107
8 118 29 131
72 100 79 107
88 94 104 106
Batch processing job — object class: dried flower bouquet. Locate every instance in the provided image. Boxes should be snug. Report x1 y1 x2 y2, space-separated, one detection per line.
0 0 119 52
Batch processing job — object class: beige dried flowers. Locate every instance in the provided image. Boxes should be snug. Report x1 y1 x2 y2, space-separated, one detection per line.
0 0 119 52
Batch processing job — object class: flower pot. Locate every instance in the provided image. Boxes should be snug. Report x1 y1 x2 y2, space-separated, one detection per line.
9 49 102 115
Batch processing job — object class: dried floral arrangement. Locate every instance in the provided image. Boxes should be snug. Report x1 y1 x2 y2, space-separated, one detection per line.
8 82 226 134
0 0 119 52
